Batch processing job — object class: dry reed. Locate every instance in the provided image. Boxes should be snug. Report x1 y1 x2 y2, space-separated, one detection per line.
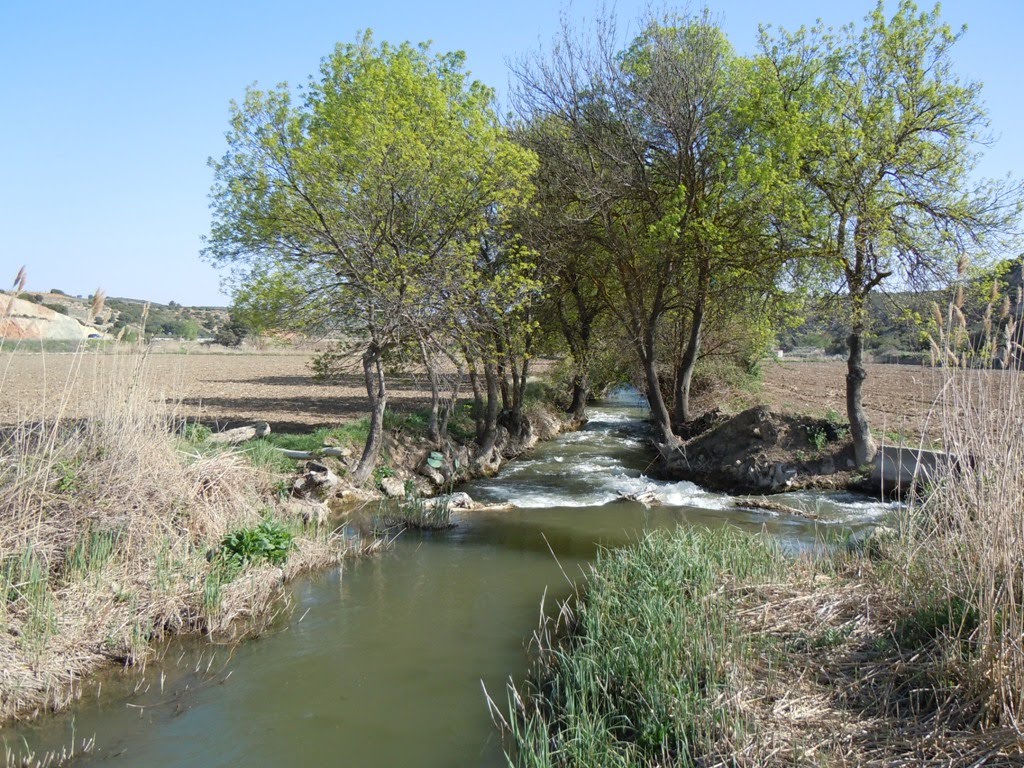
0 346 356 723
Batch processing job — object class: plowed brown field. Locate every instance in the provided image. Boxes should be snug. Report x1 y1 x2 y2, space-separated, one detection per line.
0 351 948 441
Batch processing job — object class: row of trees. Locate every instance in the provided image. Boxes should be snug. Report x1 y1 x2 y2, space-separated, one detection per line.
205 2 1020 478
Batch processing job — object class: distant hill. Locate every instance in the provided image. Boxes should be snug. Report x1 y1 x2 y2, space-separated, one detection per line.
0 294 106 341
3 290 229 342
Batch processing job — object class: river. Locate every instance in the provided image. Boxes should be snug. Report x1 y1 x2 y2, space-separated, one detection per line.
1 390 894 766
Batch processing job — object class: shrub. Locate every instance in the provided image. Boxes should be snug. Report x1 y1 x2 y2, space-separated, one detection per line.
217 519 295 575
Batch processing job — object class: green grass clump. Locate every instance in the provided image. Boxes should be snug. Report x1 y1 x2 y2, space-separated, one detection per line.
506 526 785 767
262 422 371 452
376 495 456 532
241 439 296 473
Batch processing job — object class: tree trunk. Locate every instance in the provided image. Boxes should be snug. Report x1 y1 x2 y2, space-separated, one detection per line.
466 354 485 443
438 374 461 441
846 326 877 467
477 362 501 459
642 327 677 445
352 344 387 485
847 223 878 468
673 309 703 427
509 356 521 416
498 364 511 412
420 340 441 444
674 261 709 428
568 373 589 419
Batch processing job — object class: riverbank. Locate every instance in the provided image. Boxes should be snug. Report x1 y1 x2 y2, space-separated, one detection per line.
0 350 576 726
0 353 373 724
502 525 1022 765
503 365 1024 766
658 406 864 495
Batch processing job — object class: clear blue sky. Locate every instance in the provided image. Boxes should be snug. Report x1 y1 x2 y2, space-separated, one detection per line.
2 1 1021 306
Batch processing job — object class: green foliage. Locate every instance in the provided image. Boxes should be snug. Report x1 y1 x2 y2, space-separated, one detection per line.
242 439 296 474
895 595 979 649
206 32 537 348
65 530 120 582
806 426 828 451
217 519 295 577
2 547 55 653
263 423 370 453
182 422 212 444
52 460 80 494
42 302 67 315
507 527 784 765
213 311 250 347
376 496 456 531
759 1 1021 331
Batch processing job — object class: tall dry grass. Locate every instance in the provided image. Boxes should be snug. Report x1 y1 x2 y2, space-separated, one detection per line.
903 291 1024 729
0 347 349 722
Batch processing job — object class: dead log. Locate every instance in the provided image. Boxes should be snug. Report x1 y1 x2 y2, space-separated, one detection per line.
207 422 271 445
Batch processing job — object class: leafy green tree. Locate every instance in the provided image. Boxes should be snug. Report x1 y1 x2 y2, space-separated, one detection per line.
760 1 1022 464
514 11 801 441
206 33 535 482
213 311 250 347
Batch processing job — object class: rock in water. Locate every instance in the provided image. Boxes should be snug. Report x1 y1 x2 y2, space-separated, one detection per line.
620 489 661 506
422 492 474 511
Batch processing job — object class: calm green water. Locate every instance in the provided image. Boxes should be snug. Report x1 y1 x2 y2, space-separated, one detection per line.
2 391 894 766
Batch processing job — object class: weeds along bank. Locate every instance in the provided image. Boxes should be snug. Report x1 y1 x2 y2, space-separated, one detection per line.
0 352 364 723
0 348 574 724
501 364 1024 766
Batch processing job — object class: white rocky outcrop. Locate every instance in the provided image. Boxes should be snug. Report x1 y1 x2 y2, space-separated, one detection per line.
0 295 106 341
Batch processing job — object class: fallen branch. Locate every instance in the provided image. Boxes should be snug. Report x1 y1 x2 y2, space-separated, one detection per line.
276 446 351 460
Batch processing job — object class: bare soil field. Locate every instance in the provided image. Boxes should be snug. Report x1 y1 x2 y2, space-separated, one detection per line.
0 350 954 444
756 360 947 444
0 351 437 433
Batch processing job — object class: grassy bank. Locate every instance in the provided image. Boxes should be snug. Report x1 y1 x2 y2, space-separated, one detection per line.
0 351 364 723
501 363 1024 765
501 526 1023 765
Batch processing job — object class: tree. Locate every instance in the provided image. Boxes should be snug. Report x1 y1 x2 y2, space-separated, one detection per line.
206 33 535 483
514 11 800 442
760 1 1022 465
512 116 607 419
213 311 250 347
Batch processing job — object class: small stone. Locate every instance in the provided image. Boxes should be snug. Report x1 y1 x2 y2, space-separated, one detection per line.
420 465 445 487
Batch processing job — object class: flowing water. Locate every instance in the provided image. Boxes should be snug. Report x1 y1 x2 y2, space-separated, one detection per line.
2 391 896 766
